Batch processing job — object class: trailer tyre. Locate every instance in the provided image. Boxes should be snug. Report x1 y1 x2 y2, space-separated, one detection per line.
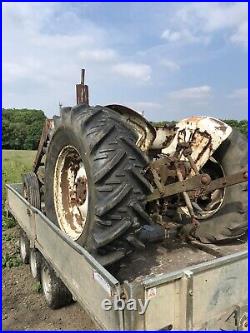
41 260 72 309
193 129 248 243
30 248 42 281
19 231 30 264
45 105 152 265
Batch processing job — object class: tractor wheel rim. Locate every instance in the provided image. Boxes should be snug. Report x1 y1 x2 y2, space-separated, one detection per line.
53 145 88 240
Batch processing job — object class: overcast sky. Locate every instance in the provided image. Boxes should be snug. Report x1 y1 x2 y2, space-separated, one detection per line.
3 2 248 120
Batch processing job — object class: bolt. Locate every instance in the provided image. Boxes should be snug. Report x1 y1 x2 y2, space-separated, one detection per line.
201 174 211 185
189 290 193 296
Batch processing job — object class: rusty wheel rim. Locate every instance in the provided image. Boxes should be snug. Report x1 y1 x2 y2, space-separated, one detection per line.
53 146 88 240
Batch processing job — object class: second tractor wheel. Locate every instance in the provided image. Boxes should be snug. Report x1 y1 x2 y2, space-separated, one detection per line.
192 129 248 243
45 105 152 265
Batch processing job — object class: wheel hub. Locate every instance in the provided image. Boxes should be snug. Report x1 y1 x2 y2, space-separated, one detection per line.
53 146 89 240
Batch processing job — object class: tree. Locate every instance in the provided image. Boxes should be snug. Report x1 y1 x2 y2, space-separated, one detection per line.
2 108 46 150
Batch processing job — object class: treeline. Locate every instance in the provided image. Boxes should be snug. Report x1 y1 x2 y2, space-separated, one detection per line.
2 109 46 150
2 108 248 150
152 119 248 137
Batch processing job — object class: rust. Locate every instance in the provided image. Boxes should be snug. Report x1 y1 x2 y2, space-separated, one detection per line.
76 69 89 105
147 168 247 202
202 169 248 195
210 117 228 132
192 129 212 164
76 177 87 204
162 134 175 147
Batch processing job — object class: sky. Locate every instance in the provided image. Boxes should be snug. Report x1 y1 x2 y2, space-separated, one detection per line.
2 2 248 121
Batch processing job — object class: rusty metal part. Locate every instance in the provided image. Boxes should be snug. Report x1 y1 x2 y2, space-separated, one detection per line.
151 169 165 194
183 145 199 175
106 104 156 151
53 145 88 240
202 169 248 195
187 155 199 175
33 119 54 173
147 173 211 202
176 165 198 225
76 69 89 105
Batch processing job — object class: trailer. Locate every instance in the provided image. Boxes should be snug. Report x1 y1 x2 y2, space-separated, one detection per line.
6 182 248 331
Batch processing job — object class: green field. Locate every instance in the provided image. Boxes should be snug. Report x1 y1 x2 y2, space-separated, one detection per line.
2 150 36 229
2 149 36 185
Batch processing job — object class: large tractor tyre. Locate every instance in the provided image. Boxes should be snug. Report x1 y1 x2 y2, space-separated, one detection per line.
192 129 248 243
23 172 41 209
45 105 152 265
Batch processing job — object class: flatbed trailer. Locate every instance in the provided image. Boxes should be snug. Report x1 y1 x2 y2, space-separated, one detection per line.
5 183 248 331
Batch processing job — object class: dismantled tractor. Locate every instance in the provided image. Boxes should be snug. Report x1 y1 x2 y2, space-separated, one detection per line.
23 70 248 267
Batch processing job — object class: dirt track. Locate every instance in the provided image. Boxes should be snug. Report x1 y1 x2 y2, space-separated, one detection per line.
2 226 97 331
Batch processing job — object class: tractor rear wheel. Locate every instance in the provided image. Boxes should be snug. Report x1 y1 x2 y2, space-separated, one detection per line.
45 105 152 265
192 129 248 243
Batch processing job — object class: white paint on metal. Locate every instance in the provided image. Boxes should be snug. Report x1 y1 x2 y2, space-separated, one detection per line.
162 116 232 171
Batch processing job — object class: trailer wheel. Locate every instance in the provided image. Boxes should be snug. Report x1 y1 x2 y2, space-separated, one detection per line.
30 248 42 281
19 231 30 264
45 105 152 265
41 260 72 309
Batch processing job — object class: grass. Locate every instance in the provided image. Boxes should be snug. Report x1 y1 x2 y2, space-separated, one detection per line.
33 282 42 293
2 150 36 230
2 150 36 268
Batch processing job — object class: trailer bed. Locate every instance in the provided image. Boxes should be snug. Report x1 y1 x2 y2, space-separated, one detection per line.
6 183 248 330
